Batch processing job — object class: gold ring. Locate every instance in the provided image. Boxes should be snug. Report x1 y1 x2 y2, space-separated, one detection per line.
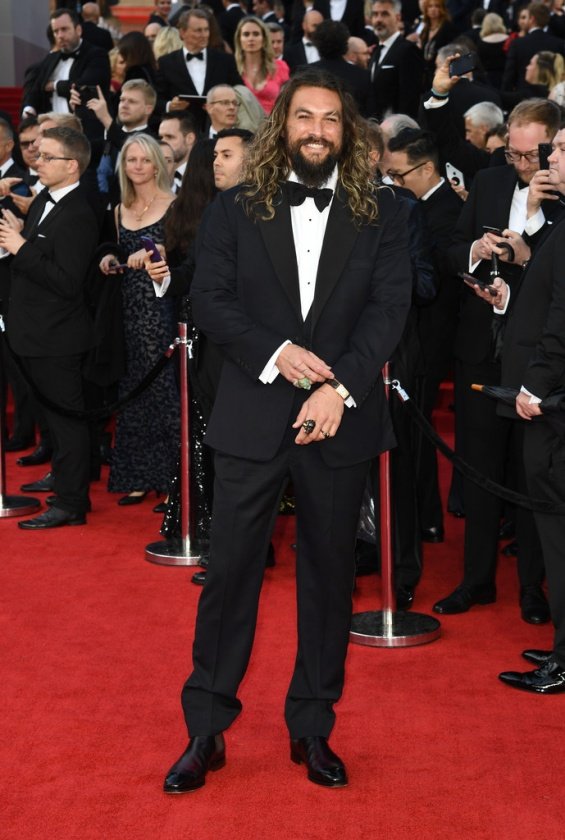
321 430 330 439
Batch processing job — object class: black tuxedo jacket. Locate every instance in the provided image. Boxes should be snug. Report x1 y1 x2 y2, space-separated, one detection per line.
191 185 412 467
502 210 565 405
6 186 98 358
156 48 243 109
448 164 525 365
310 58 372 115
370 35 425 120
81 20 114 52
218 6 246 50
283 41 309 73
502 29 565 90
290 0 365 40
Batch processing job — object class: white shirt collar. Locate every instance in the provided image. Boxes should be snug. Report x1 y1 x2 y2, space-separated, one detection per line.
0 157 14 177
379 31 401 48
420 177 445 201
122 123 148 133
47 181 80 203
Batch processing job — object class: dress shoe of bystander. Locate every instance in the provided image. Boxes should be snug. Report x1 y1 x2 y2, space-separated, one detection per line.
290 736 348 787
396 586 414 611
421 526 444 543
522 649 552 666
16 442 53 466
18 506 86 530
163 734 226 793
520 585 550 624
192 571 207 585
433 584 496 615
20 471 55 493
498 658 565 694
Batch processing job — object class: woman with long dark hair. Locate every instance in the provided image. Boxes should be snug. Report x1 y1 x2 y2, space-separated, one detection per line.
118 30 158 86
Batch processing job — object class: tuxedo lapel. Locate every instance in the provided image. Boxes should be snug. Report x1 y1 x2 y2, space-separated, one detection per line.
257 192 302 321
492 166 518 227
311 188 358 330
36 190 79 235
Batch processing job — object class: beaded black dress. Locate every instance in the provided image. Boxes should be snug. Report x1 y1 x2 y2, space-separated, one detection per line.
108 217 180 494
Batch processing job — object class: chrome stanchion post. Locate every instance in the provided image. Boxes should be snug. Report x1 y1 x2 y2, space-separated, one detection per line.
145 322 201 566
350 363 441 647
0 324 41 518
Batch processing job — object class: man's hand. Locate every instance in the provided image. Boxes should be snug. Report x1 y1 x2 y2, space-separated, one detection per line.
0 219 26 255
0 177 23 197
275 343 334 386
466 275 508 309
431 53 462 95
9 192 36 216
1 208 24 233
144 256 170 284
170 97 190 111
527 168 559 217
491 229 530 266
471 233 497 263
99 254 124 275
516 391 542 420
85 85 112 128
44 80 55 93
293 384 345 445
449 179 468 201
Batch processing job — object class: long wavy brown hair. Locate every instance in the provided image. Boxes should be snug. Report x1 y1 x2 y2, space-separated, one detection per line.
239 69 378 226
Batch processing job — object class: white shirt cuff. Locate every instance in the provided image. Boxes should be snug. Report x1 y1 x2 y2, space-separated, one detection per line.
469 242 482 273
153 274 171 297
259 339 291 383
520 385 541 404
524 208 545 236
423 96 449 109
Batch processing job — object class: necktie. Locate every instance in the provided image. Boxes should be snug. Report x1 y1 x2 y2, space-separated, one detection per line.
285 181 333 212
60 50 79 61
186 52 204 61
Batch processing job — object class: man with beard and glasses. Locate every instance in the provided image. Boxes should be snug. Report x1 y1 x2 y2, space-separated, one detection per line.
162 69 412 794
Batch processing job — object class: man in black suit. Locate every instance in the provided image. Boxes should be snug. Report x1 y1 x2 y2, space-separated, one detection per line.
433 90 561 622
291 0 366 40
311 20 372 115
163 69 411 794
284 9 323 72
158 112 197 193
21 8 111 150
80 3 114 52
218 0 246 51
369 0 425 120
0 127 99 529
155 8 242 118
469 134 565 694
502 1 565 91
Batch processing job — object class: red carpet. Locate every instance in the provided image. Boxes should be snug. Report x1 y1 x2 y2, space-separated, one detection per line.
1 407 562 840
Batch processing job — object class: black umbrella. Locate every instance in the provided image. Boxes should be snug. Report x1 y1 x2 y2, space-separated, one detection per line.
472 383 565 438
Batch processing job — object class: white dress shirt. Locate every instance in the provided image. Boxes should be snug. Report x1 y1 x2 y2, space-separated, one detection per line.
330 0 347 21
303 37 320 64
38 181 80 225
0 157 15 178
183 46 207 96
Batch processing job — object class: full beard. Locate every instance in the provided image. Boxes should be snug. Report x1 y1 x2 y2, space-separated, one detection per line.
287 137 340 187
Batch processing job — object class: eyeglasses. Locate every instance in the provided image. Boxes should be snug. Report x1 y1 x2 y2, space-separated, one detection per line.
209 99 239 108
19 140 37 149
504 148 539 164
36 153 75 163
386 161 427 186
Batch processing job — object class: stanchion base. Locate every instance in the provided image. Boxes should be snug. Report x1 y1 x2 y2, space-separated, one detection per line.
0 495 41 518
145 538 201 566
350 610 441 648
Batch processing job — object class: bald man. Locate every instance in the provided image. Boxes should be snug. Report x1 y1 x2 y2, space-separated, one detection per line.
345 36 371 69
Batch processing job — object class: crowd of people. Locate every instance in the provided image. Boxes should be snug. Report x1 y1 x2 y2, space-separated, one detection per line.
1 0 565 793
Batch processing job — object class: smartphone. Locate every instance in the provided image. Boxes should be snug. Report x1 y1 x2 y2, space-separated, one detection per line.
78 85 98 103
538 142 552 170
446 162 465 188
449 53 476 78
140 235 162 263
176 94 206 102
482 225 504 236
110 261 129 271
458 271 497 296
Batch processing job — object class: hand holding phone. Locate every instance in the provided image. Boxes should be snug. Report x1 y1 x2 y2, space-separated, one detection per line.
449 53 476 78
459 271 498 296
140 235 162 263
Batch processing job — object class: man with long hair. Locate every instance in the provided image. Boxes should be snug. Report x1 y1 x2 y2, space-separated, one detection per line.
163 69 411 793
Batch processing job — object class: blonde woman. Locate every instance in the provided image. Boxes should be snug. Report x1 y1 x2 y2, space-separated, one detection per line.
478 12 508 87
99 134 179 507
234 16 289 115
526 50 565 95
152 25 183 61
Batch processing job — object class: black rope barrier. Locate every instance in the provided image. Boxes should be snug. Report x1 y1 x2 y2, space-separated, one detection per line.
4 334 178 422
392 379 565 515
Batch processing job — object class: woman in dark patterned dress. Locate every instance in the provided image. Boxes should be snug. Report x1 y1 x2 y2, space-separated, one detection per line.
99 133 179 505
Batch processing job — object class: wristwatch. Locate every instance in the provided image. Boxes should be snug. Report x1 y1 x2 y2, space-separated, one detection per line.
326 378 350 400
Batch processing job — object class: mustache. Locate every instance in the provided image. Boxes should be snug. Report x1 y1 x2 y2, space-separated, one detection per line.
298 136 334 149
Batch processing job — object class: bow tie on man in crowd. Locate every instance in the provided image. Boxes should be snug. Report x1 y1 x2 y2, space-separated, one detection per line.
60 50 80 61
186 52 204 61
284 180 334 212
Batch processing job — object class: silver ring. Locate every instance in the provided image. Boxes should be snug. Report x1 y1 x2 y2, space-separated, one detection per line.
302 419 316 434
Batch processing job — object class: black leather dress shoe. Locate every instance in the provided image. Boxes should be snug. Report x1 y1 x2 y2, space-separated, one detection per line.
433 584 496 615
192 570 207 586
499 658 565 694
18 506 86 530
163 734 226 793
522 649 552 666
4 436 34 453
520 585 550 625
421 526 444 543
20 471 55 493
290 736 347 787
396 586 414 611
16 442 53 466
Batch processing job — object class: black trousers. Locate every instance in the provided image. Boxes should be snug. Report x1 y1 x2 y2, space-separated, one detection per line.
523 421 565 667
181 443 370 740
457 360 544 591
21 354 90 514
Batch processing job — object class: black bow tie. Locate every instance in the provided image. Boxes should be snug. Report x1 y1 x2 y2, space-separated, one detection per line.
174 170 183 180
39 189 55 205
60 50 79 61
285 181 333 212
186 51 204 61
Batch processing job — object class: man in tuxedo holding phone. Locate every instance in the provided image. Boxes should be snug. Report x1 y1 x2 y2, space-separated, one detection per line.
162 69 411 793
0 127 98 529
